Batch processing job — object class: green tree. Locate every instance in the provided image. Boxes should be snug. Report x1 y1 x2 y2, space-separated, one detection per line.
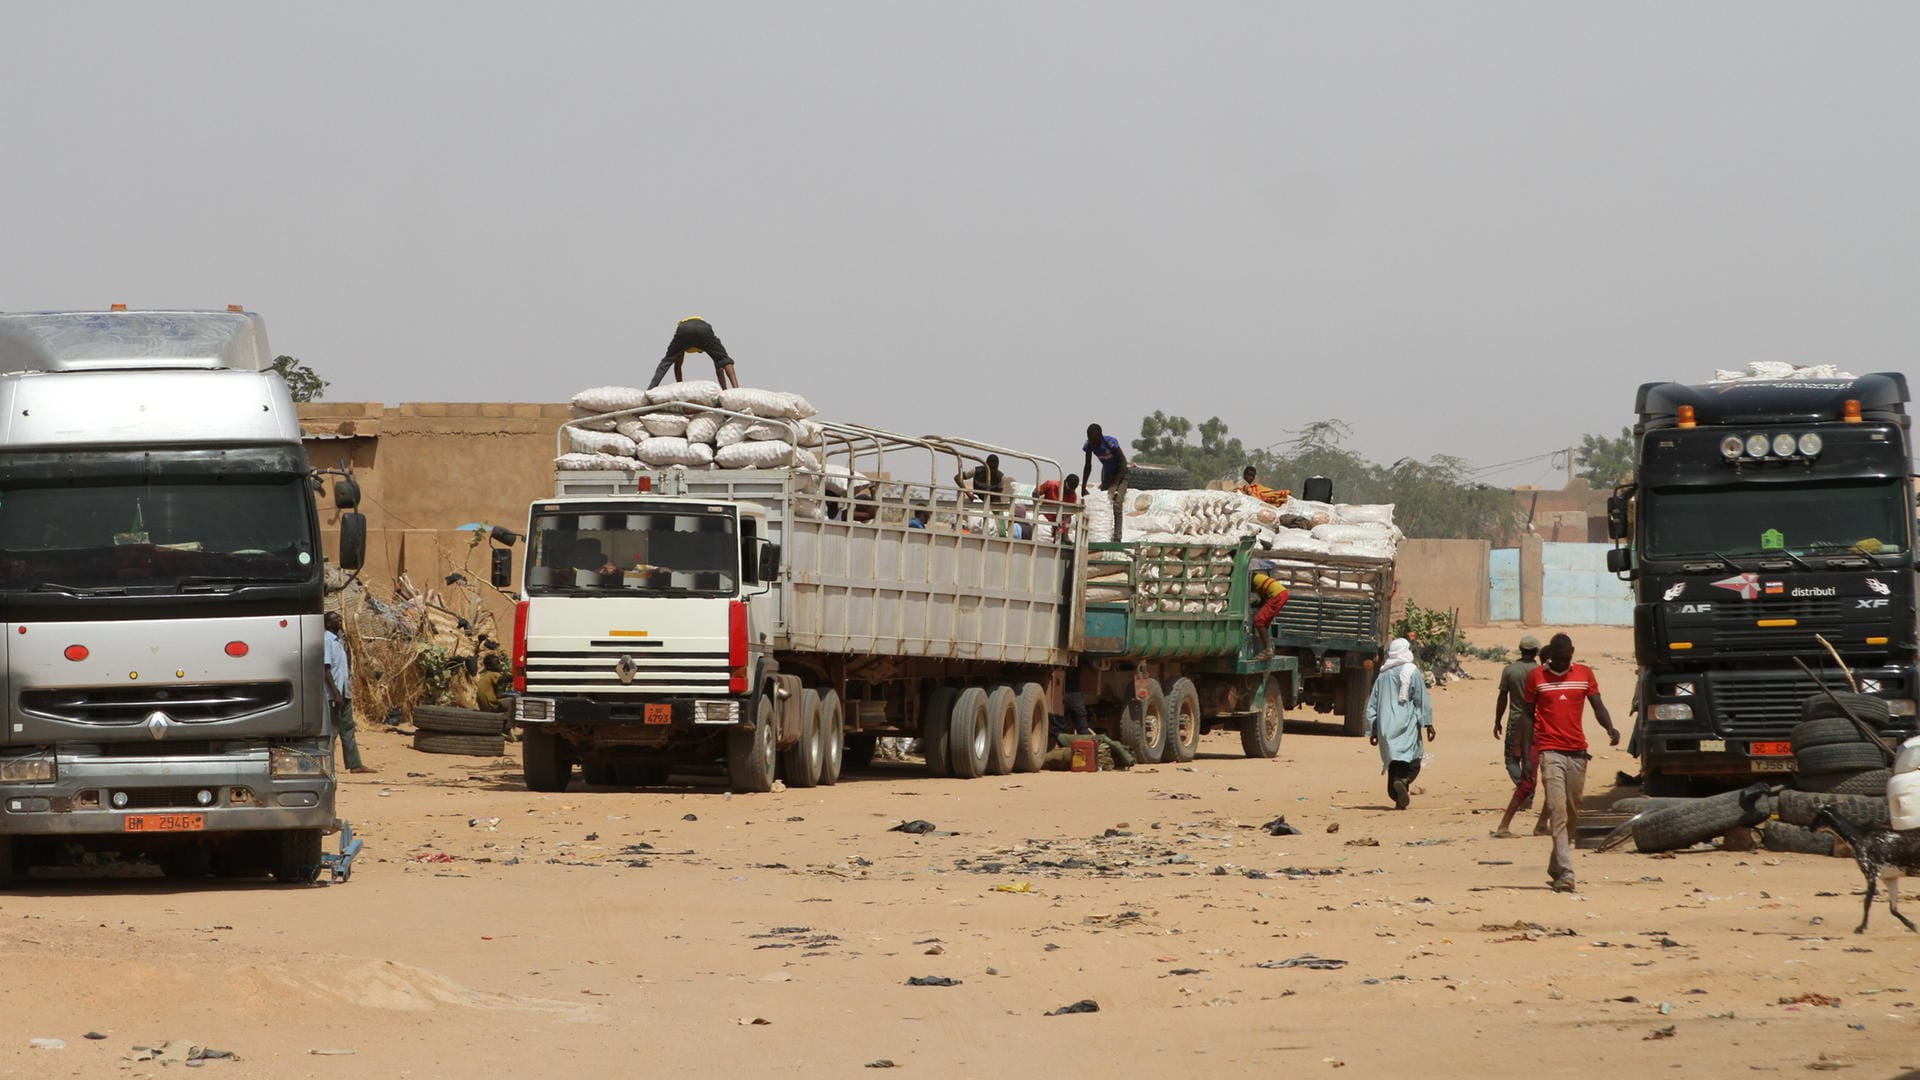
1575 427 1634 489
1131 411 1253 486
271 354 328 402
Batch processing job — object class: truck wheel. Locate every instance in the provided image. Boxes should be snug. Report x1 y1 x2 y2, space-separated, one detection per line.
1776 788 1890 829
522 730 573 792
1120 679 1168 764
1241 675 1283 759
272 829 323 884
985 686 1020 776
728 694 778 793
1165 678 1201 763
1013 683 1049 773
1342 663 1370 737
1795 742 1886 776
845 735 879 771
412 705 507 735
582 761 618 786
949 687 991 779
817 690 845 786
921 686 958 777
782 689 824 789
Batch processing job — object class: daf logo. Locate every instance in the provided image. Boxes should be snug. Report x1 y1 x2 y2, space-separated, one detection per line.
1663 583 1686 601
145 711 171 740
1679 603 1713 614
1867 577 1892 596
1858 598 1890 609
614 655 638 686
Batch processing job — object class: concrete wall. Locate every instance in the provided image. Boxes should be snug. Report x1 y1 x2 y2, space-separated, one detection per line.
1391 538 1491 626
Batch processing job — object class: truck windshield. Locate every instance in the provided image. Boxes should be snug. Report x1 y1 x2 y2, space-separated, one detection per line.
0 479 315 593
527 510 737 595
1644 479 1909 560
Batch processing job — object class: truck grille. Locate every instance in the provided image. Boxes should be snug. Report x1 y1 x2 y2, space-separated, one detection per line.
1272 595 1379 647
1709 671 1872 737
20 683 293 725
1694 598 1883 655
524 652 731 693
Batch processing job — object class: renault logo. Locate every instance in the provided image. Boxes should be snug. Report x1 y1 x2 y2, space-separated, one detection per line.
145 711 171 740
615 656 638 686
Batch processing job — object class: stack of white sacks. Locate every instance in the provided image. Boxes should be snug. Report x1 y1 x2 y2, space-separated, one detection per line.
1109 489 1400 562
1710 362 1858 384
555 383 824 472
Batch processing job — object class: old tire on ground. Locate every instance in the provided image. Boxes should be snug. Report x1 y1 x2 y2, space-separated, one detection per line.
1127 463 1190 491
1013 683 1049 774
1802 693 1892 726
984 685 1020 776
948 687 991 779
782 689 824 789
727 693 778 794
1761 821 1839 857
1795 742 1887 776
1165 678 1201 763
1632 786 1774 853
1342 663 1370 737
1120 679 1168 764
1240 675 1283 759
1791 716 1873 754
844 734 878 771
581 761 619 786
1776 788 1890 829
817 690 845 786
521 730 572 792
921 686 958 778
414 732 507 756
271 829 323 884
412 705 506 736
1796 768 1893 795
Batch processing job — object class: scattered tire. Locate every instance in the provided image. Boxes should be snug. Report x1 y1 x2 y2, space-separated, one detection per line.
727 694 777 794
1776 788 1890 830
1013 683 1049 774
1761 821 1839 857
1801 693 1892 727
921 686 958 778
521 730 572 792
413 732 507 757
948 687 991 779
1632 786 1774 853
844 734 879 771
1165 678 1201 763
1240 675 1283 759
781 689 823 789
412 705 506 736
1342 663 1369 738
1120 679 1168 764
1127 463 1191 491
984 685 1020 777
1791 716 1872 754
272 829 323 884
1796 768 1893 795
817 690 845 786
1794 742 1887 776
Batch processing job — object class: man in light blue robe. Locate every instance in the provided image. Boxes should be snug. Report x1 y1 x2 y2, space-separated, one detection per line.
1366 638 1435 809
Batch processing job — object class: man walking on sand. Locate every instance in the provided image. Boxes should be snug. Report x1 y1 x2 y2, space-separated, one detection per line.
1523 633 1618 892
1366 637 1434 810
1491 635 1549 838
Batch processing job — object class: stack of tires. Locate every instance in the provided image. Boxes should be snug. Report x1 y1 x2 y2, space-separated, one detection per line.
1630 783 1775 853
1766 694 1895 856
412 705 508 757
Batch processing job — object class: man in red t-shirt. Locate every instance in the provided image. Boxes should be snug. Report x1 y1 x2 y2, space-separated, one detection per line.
1522 632 1619 893
1034 475 1080 541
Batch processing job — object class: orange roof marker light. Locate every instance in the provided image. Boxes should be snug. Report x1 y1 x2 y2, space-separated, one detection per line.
109 303 127 311
1842 399 1863 423
1676 405 1697 428
227 304 244 312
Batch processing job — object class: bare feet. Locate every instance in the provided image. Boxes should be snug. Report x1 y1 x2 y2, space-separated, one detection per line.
1490 829 1516 838
350 765 377 774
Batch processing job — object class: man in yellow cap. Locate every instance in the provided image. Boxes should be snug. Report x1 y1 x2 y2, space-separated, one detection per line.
649 316 742 391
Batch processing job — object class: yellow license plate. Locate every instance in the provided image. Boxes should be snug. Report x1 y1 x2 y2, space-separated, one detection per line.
644 703 673 726
1753 759 1794 773
124 813 205 832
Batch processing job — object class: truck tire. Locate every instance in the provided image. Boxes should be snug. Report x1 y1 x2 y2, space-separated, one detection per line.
1342 663 1370 737
1776 788 1890 829
1127 463 1190 491
1795 742 1887 776
1796 768 1892 795
921 686 958 777
1802 693 1891 726
782 689 823 789
1791 717 1871 754
1013 683 1049 774
845 735 879 771
984 685 1020 776
1631 786 1774 853
1761 821 1839 857
414 732 507 756
1120 679 1168 764
581 761 619 786
413 705 506 735
948 687 991 779
1240 675 1283 759
727 694 778 794
817 690 845 786
1165 678 1201 763
272 829 323 884
522 730 573 792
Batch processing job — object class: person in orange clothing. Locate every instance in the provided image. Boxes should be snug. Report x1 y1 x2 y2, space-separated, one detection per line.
1237 465 1290 507
1249 568 1290 660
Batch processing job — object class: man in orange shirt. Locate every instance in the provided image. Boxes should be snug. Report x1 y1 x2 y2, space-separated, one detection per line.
1522 633 1619 893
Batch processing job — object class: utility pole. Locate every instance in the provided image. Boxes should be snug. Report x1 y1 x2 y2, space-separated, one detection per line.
1565 446 1575 488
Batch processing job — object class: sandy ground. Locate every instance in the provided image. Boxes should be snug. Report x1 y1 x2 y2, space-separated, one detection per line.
1 625 1915 1079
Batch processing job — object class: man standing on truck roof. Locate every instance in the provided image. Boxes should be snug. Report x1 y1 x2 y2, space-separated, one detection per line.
1082 424 1129 525
324 612 374 775
1491 635 1548 838
647 316 742 391
1523 633 1619 893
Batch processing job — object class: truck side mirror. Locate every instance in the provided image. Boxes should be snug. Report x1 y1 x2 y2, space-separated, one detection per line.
1606 494 1628 540
1606 547 1633 575
759 543 782 582
338 512 367 570
490 547 512 589
334 476 361 510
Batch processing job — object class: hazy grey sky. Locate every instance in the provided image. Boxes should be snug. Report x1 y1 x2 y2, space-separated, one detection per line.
7 3 1915 487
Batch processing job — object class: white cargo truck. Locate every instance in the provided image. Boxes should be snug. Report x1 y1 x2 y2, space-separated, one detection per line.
503 404 1086 793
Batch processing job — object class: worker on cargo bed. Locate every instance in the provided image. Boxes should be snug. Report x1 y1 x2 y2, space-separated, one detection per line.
1523 633 1619 893
648 316 741 391
1491 635 1548 838
1081 424 1129 524
1249 569 1289 660
1366 637 1433 810
1237 465 1290 507
1034 474 1080 542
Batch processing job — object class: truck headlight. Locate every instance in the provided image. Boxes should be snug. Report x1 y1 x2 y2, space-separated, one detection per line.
1650 704 1694 721
0 755 56 783
270 746 332 779
1889 699 1917 717
516 696 555 723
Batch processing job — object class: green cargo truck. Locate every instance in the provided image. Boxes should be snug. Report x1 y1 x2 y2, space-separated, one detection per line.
1256 554 1395 736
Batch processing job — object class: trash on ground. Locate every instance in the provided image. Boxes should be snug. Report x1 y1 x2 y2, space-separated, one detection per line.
907 975 961 987
1045 999 1101 1015
1256 953 1347 970
891 820 936 834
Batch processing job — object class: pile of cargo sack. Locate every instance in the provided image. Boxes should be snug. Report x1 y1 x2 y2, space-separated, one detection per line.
1103 487 1402 561
558 382 823 472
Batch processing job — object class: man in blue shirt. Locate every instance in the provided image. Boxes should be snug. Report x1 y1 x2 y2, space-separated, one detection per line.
324 611 374 774
1080 423 1129 525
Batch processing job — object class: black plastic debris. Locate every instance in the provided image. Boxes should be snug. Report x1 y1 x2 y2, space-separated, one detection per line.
1256 953 1347 970
891 820 936 834
1262 816 1301 836
1045 999 1101 1016
682 813 698 821
907 975 961 987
